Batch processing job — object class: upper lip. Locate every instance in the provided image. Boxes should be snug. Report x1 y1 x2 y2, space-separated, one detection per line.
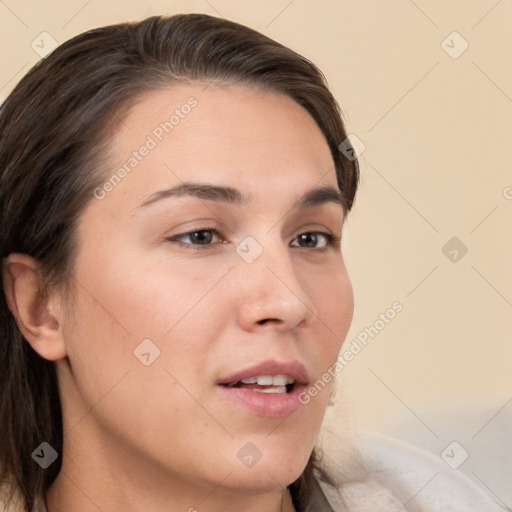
217 359 309 386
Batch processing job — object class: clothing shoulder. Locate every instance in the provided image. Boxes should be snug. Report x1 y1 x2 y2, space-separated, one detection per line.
317 430 506 512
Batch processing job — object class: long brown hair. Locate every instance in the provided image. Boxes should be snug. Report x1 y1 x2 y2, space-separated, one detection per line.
0 13 359 511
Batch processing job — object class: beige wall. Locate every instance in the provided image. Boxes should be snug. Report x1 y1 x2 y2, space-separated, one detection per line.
1 0 511 499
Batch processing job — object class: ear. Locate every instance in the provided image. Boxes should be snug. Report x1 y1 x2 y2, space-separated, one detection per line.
2 253 67 361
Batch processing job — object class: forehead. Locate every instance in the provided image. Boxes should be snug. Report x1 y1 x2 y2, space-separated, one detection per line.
118 82 328 144
101 82 339 212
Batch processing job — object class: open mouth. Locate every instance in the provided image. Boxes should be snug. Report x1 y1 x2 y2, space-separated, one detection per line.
221 374 295 394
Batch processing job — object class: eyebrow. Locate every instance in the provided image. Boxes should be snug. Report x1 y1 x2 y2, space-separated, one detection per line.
138 182 346 211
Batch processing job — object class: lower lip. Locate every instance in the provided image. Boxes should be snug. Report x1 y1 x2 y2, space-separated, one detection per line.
216 384 307 418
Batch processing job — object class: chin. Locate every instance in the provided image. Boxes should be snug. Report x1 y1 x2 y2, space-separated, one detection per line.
222 443 311 493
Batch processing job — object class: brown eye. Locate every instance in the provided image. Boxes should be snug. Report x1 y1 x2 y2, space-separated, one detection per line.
291 232 338 250
167 228 223 250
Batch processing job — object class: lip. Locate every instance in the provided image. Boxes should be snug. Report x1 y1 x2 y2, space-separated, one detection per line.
217 359 309 387
216 359 309 418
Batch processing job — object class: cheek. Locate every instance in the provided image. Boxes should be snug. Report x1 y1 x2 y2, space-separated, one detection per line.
61 274 135 415
71 239 203 340
303 260 354 355
62 247 224 456
66 240 226 389
289 261 353 413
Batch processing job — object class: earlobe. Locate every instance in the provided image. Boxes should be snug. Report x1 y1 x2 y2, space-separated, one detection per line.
2 253 67 361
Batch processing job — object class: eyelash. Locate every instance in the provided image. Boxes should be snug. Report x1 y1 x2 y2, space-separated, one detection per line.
166 227 340 252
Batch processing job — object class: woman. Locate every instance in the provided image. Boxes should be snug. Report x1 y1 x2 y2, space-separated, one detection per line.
0 13 505 512
0 12 356 512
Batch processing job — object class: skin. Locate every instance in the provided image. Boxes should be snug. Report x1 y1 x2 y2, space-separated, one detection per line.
4 83 354 512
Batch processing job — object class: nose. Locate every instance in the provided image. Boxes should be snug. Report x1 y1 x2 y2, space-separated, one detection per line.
235 238 318 333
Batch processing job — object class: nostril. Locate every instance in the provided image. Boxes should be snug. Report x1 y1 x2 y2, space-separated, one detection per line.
257 318 282 326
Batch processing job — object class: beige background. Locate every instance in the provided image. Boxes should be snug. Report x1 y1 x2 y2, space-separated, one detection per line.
1 0 511 507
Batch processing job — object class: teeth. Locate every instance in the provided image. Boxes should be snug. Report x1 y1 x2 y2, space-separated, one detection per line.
239 377 258 384
256 375 273 385
272 375 294 386
252 386 287 394
240 375 295 386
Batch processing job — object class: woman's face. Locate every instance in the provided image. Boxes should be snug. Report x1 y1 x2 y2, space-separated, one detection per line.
58 83 353 500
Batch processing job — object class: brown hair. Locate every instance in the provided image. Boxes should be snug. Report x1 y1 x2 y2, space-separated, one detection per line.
0 13 358 511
